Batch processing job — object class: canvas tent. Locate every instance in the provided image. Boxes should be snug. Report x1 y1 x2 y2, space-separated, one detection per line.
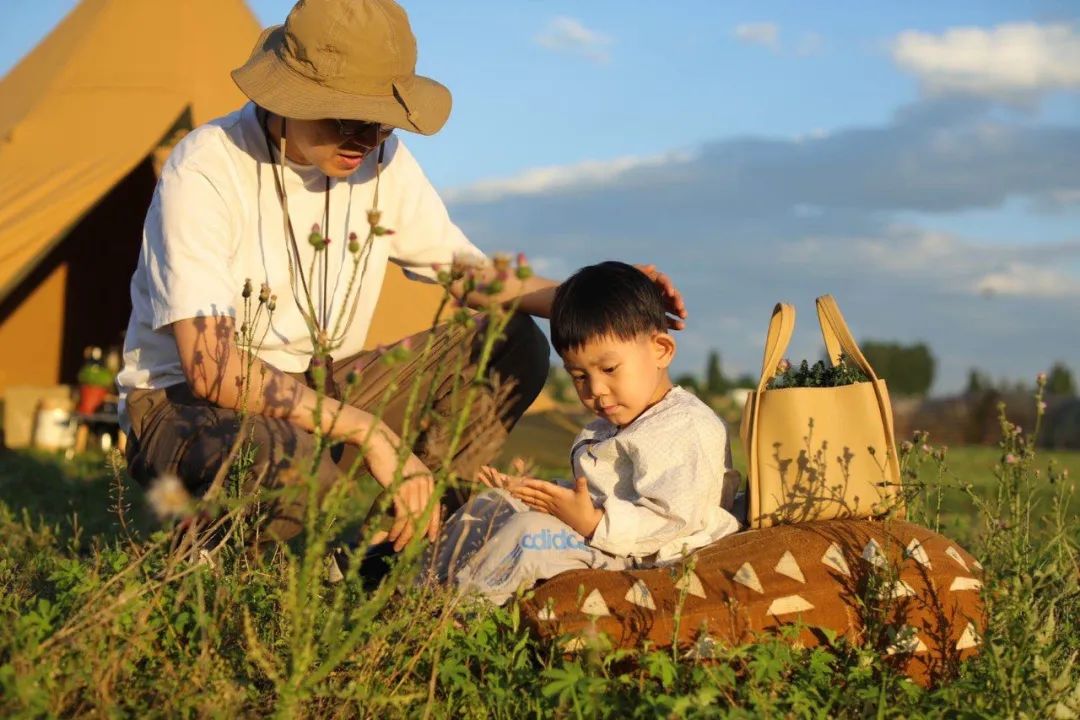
0 0 449 398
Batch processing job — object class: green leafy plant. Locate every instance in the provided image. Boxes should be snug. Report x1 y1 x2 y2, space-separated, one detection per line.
767 354 869 390
76 362 114 388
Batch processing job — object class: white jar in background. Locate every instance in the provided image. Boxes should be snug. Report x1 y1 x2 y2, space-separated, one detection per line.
34 399 76 451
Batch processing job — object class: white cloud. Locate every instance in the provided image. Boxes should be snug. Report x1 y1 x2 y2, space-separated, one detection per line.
445 105 1080 391
442 150 694 204
735 22 780 51
535 16 613 63
795 31 825 57
974 262 1080 298
892 22 1080 101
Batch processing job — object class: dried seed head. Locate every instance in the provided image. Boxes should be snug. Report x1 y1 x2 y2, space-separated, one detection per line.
242 279 253 298
367 209 382 227
146 473 192 521
259 282 271 304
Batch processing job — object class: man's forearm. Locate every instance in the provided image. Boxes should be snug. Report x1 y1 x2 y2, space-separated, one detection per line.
173 319 404 475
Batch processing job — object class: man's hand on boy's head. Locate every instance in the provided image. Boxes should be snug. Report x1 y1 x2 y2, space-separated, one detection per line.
634 264 688 331
511 477 603 538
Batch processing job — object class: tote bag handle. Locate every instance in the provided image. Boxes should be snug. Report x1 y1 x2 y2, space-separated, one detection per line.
816 294 879 382
815 294 901 492
741 302 795 526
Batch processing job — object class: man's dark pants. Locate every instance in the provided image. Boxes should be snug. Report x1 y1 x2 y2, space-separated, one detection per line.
125 314 550 541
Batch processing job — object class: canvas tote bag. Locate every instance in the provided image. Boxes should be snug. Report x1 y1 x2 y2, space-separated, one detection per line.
739 295 903 528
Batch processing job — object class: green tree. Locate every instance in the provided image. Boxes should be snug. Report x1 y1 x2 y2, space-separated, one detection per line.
1046 362 1077 397
965 368 992 396
860 340 936 397
705 350 728 395
674 373 702 396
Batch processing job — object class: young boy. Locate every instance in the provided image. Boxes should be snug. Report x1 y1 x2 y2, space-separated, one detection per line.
424 261 742 604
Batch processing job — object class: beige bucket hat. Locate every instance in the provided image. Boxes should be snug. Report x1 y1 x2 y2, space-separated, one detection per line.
232 0 451 135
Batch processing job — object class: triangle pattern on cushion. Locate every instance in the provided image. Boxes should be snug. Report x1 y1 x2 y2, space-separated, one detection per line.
886 626 929 655
862 538 886 567
625 580 657 610
562 636 588 652
949 577 982 592
774 550 806 583
820 543 851 577
905 539 931 568
945 546 970 571
766 594 815 616
674 571 707 599
733 562 764 594
882 579 916 599
956 623 980 650
580 588 611 617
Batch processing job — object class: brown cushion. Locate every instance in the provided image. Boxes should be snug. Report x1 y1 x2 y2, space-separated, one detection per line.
522 519 983 687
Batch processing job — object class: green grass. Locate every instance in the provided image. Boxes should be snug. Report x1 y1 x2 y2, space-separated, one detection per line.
502 413 1080 544
0 410 1077 717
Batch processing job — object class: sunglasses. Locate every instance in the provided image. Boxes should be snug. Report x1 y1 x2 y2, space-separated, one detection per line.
333 118 396 139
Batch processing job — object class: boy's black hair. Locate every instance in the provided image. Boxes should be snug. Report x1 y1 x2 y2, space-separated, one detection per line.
550 261 667 355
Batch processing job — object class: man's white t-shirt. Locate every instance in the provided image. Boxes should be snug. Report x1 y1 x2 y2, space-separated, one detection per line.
117 102 484 427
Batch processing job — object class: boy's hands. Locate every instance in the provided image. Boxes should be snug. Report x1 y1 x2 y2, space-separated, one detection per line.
511 477 603 538
476 465 526 491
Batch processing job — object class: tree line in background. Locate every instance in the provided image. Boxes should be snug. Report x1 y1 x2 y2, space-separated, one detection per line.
547 342 1075 405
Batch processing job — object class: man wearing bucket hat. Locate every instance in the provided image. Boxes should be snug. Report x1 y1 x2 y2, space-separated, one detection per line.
117 0 688 550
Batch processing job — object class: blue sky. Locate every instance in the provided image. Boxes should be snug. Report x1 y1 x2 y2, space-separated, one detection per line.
3 0 1078 393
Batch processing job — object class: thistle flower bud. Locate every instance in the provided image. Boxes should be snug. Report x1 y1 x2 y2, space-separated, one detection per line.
516 252 528 267
1037 372 1047 385
242 279 253 298
492 252 512 273
309 225 323 248
485 279 504 295
240 322 249 335
515 265 534 280
372 226 395 236
348 231 360 254
259 282 271 304
367 209 382 227
346 366 360 386
1004 453 1018 465
268 294 277 312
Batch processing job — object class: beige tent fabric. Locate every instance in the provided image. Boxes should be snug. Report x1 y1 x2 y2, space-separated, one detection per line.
0 0 262 304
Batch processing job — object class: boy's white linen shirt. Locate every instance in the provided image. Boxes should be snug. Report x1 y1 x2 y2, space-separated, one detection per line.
571 386 742 563
118 103 483 421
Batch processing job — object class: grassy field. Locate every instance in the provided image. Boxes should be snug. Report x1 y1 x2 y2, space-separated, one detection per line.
0 409 1076 717
502 410 1080 544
